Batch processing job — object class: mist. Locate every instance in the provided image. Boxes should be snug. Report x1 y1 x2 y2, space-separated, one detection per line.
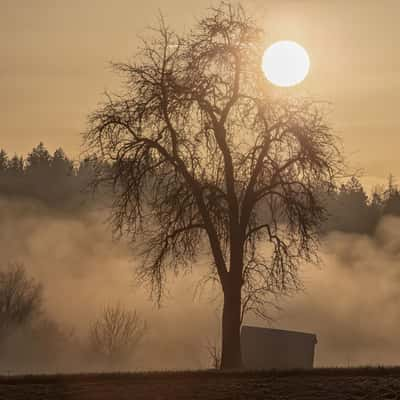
0 195 218 373
271 216 400 367
1 195 399 373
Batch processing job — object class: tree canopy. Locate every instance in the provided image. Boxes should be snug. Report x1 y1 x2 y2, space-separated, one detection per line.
84 4 344 369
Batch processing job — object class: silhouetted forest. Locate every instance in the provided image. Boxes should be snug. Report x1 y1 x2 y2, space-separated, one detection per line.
0 143 96 210
1 143 400 235
321 175 400 235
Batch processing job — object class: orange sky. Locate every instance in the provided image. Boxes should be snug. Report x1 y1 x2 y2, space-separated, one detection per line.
2 0 400 188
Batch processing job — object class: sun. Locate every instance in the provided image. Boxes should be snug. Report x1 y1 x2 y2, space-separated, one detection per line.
262 41 310 87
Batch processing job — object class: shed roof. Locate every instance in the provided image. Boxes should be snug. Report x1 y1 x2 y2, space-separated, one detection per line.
241 325 317 344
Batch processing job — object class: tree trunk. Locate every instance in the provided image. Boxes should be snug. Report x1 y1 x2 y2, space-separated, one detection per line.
220 281 242 369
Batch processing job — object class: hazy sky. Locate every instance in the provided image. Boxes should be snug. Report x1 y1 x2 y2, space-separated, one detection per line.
2 0 400 187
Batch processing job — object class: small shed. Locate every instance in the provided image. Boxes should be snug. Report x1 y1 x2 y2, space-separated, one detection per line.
241 325 317 370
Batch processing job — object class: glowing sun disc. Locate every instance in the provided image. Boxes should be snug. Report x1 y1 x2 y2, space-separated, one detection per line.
262 41 310 87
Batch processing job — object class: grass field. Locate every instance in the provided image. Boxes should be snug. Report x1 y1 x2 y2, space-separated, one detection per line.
1 368 400 399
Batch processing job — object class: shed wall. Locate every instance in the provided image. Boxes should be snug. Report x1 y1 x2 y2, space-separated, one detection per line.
241 326 317 370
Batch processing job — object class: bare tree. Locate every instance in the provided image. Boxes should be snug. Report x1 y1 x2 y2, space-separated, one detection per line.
85 3 342 369
206 338 221 370
89 304 146 366
0 262 42 333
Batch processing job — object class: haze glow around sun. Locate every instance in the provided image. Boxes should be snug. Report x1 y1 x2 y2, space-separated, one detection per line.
262 41 310 87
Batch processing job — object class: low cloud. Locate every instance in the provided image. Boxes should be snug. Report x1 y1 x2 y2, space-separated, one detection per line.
1 196 400 372
265 216 400 366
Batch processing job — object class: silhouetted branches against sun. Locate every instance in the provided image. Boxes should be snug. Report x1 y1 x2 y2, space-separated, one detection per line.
84 2 343 369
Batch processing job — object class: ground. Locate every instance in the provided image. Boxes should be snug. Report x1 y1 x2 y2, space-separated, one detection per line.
1 368 400 399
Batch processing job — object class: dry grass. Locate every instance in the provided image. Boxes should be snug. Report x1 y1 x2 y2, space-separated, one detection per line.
1 368 400 399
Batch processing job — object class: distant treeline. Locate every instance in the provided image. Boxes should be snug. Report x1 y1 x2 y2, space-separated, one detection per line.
321 176 400 235
0 143 95 210
1 143 400 234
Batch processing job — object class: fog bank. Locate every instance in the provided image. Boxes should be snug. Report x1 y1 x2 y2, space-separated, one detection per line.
1 196 400 371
